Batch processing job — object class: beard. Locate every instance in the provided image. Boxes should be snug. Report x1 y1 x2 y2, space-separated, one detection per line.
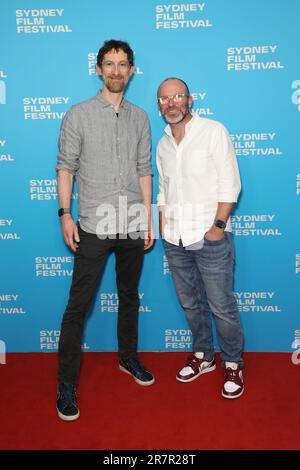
105 75 126 93
164 111 185 124
163 105 189 124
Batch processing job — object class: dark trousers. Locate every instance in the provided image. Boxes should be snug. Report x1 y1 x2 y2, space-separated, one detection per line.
58 225 144 385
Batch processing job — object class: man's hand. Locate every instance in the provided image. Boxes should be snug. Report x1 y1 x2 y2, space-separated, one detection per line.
204 225 225 241
144 222 155 251
60 215 80 252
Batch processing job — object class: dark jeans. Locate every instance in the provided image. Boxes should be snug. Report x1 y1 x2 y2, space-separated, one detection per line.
58 225 144 385
163 232 244 366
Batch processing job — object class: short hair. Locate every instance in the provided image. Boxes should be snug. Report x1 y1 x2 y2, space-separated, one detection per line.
158 77 190 96
97 39 134 67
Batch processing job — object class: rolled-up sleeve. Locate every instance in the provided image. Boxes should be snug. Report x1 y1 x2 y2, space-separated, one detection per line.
137 115 153 177
156 146 166 206
56 108 81 175
212 124 241 202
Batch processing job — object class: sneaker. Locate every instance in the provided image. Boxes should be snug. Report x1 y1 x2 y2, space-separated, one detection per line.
119 356 155 386
222 362 244 399
176 352 216 383
57 383 80 421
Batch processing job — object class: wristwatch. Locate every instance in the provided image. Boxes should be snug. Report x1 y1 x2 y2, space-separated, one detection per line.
58 208 71 217
214 219 226 229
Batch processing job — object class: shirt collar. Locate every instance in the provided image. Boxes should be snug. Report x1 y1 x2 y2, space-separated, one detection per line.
95 91 129 110
164 115 195 138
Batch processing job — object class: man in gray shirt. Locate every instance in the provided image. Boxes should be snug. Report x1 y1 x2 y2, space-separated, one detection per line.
56 40 154 421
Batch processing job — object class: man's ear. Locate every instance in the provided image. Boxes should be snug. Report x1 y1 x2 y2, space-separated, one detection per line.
188 95 193 108
96 64 102 77
129 65 135 77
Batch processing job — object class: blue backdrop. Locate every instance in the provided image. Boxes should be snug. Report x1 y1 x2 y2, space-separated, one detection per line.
0 0 299 354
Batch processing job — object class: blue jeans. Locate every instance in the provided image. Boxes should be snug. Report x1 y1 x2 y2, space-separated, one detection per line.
163 232 244 366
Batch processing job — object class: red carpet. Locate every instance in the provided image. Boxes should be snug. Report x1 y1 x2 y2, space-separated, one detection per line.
0 352 299 450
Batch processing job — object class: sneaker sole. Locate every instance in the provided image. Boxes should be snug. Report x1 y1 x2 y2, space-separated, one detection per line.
221 387 244 399
176 364 216 383
119 365 155 386
57 407 80 421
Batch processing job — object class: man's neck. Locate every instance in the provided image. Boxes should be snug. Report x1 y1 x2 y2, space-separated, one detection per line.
101 87 124 113
170 113 193 145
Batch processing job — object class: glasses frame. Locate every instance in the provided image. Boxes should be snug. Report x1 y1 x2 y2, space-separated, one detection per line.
157 93 189 105
101 61 131 72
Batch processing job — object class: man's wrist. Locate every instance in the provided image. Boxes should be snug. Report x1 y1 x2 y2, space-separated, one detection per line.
58 208 71 217
214 219 226 230
60 213 72 220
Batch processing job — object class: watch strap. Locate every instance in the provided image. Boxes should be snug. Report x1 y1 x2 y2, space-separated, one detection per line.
58 208 71 217
214 219 226 229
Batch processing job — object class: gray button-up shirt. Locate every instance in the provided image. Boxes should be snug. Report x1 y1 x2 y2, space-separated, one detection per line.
56 91 153 235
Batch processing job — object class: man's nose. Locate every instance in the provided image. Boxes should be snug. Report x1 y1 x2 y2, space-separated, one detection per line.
106 63 119 73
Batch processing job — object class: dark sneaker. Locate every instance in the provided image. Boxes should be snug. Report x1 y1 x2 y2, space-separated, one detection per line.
57 383 80 421
176 352 216 383
119 357 155 386
222 362 244 399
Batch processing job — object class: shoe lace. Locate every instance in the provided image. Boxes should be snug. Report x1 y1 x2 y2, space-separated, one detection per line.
61 384 77 406
225 367 238 382
127 357 145 372
185 355 201 368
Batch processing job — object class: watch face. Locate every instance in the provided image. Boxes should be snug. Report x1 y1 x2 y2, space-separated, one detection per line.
215 219 226 229
58 208 70 217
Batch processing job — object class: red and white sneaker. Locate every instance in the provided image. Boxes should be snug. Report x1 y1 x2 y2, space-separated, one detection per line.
222 362 244 399
176 352 216 383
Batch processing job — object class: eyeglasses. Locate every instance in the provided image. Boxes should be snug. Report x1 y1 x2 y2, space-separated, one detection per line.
101 61 131 72
157 93 188 105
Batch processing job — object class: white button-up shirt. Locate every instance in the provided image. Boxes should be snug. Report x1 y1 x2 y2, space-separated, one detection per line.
156 115 241 247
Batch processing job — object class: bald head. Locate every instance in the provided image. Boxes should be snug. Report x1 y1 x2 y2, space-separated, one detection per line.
157 77 190 98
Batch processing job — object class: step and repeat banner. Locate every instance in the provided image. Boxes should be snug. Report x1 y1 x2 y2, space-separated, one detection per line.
0 0 299 355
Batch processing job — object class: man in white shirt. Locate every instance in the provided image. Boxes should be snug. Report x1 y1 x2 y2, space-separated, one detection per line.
156 77 244 399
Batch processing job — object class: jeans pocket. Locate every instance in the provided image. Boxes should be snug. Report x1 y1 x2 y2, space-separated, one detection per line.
202 232 232 262
204 234 226 246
